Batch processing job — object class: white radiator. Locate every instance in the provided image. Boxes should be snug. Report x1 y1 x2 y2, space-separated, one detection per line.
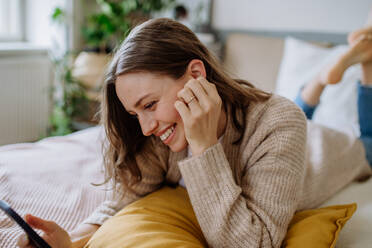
0 55 51 145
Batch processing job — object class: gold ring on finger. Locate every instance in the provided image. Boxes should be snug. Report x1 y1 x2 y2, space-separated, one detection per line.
187 96 196 104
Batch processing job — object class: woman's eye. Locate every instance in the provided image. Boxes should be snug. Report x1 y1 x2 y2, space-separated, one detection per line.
144 101 156 110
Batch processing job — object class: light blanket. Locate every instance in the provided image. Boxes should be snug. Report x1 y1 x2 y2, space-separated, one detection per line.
0 126 372 247
0 127 107 247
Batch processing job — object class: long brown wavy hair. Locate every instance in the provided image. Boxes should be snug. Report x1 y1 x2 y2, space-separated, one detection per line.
100 18 271 191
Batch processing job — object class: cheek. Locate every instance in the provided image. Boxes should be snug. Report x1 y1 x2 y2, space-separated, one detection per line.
169 106 183 123
155 103 181 123
173 106 182 121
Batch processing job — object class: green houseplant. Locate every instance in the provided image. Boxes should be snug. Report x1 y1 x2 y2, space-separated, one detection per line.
74 0 176 91
48 52 89 136
48 8 89 136
82 0 175 53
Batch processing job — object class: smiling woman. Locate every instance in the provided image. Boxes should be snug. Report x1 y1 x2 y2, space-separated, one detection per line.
102 18 270 189
115 71 187 149
17 18 372 248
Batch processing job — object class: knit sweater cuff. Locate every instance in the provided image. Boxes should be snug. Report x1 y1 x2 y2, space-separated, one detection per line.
178 143 239 197
81 199 126 226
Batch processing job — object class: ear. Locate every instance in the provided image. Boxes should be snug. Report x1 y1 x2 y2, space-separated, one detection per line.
186 59 206 79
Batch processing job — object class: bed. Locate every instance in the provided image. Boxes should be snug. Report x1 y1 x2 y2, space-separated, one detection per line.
1 32 371 247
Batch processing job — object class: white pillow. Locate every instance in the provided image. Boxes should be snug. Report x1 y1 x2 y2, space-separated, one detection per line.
276 37 361 136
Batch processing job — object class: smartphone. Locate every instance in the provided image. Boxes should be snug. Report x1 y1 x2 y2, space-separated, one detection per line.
0 200 51 248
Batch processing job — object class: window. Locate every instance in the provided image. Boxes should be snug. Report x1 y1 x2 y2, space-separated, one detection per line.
0 0 23 42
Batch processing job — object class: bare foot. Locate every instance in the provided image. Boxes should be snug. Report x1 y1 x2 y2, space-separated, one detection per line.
345 31 372 66
348 27 372 85
348 27 372 44
318 29 372 85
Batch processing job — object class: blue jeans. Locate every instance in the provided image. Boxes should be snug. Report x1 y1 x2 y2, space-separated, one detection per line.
294 82 372 167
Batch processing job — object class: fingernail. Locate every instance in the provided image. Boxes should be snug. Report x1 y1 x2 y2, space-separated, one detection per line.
174 100 182 107
18 234 29 245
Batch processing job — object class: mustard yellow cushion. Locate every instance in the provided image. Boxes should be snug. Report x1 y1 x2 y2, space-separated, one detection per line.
85 186 207 248
85 185 355 248
283 203 357 248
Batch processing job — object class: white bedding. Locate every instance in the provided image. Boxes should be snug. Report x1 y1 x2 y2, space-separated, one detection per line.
321 178 372 248
0 125 371 247
0 127 107 247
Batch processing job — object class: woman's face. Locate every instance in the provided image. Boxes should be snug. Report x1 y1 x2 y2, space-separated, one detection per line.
115 71 189 152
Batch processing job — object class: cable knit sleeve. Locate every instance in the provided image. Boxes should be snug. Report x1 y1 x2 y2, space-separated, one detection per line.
178 97 307 248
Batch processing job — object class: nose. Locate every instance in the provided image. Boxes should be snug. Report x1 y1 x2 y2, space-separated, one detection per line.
139 114 158 136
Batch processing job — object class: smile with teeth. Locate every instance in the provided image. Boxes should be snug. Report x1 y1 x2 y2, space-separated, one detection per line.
160 125 175 141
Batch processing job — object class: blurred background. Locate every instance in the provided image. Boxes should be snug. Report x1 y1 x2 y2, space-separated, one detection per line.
0 0 371 145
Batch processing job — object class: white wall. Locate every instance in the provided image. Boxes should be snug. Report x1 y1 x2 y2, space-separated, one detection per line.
213 0 372 33
25 0 68 52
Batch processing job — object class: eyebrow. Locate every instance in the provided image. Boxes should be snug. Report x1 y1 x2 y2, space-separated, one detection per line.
133 93 152 109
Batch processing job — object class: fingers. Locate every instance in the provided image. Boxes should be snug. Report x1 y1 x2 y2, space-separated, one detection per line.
176 77 221 116
17 234 30 247
175 77 222 132
174 100 191 122
25 214 56 233
177 86 197 105
184 78 208 108
178 77 219 106
17 235 36 248
176 82 202 114
196 76 221 103
348 27 372 45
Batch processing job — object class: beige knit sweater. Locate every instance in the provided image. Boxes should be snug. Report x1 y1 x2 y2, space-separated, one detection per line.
83 95 372 247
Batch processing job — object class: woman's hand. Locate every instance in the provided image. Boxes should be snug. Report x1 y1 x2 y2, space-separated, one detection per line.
17 214 72 248
175 76 222 155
